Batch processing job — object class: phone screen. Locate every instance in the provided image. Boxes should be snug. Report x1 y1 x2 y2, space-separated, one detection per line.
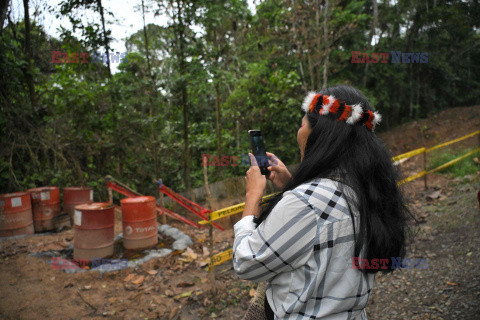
248 130 270 175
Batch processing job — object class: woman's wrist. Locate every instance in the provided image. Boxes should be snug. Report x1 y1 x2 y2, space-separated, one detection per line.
243 193 262 218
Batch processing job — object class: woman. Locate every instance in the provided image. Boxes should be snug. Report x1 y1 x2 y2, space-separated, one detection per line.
233 85 413 319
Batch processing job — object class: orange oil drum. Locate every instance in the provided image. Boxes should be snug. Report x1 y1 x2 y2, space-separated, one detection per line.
63 187 93 223
0 192 34 237
73 202 115 260
120 196 158 250
28 187 61 232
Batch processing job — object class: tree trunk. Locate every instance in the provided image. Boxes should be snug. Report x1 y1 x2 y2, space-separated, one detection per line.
322 0 329 89
0 0 9 34
236 119 240 149
215 82 222 159
97 0 111 77
176 2 191 191
363 0 378 88
22 0 36 108
307 50 315 90
142 0 159 178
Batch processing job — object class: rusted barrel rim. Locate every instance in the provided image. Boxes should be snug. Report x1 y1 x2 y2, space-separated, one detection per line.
0 192 29 199
75 202 114 211
120 196 155 204
28 186 58 193
63 187 93 191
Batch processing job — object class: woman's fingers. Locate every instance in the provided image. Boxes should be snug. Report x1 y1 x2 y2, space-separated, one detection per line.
266 169 276 180
248 153 259 167
266 152 280 167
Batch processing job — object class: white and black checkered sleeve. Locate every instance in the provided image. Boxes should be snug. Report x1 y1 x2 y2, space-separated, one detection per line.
232 191 318 282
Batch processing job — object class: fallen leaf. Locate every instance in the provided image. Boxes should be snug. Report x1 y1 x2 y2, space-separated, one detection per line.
133 275 144 285
249 288 256 297
203 297 210 307
446 281 459 286
426 191 442 200
165 289 174 297
173 290 192 300
202 246 210 257
181 247 198 260
124 274 135 282
169 306 179 320
177 282 194 288
147 270 158 275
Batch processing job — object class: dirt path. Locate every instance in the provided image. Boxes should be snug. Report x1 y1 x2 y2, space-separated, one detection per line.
366 174 480 320
1 106 479 320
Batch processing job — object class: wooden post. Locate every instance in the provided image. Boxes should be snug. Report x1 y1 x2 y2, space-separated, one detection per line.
159 192 167 225
203 155 216 290
108 187 113 204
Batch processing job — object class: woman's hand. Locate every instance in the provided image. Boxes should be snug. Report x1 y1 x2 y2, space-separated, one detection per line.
243 153 267 218
245 153 267 199
266 152 292 189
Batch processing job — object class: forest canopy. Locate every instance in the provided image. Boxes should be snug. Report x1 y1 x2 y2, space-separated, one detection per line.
1 0 479 197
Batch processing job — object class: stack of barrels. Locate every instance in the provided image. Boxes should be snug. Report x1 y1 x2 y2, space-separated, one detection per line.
1 187 159 262
0 186 93 237
73 196 158 260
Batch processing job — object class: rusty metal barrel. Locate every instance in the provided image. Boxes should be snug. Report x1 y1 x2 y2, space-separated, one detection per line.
28 187 61 232
73 202 114 260
63 187 93 224
120 196 158 250
0 192 34 237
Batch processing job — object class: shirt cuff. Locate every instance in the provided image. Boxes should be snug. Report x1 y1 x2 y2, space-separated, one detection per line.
233 215 256 237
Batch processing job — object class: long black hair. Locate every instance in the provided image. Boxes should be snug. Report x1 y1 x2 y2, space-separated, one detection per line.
254 85 415 274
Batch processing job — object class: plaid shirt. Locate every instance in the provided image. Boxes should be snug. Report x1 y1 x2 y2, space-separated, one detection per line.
233 178 375 319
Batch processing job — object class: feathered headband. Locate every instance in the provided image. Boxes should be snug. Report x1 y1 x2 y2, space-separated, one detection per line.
301 92 382 132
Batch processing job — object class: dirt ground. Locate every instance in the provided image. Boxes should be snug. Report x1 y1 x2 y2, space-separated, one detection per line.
0 106 479 320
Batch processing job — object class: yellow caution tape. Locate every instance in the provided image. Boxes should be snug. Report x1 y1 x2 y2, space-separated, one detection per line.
391 147 426 163
391 130 479 163
208 248 233 269
397 147 480 185
427 148 480 174
199 193 278 224
426 131 479 153
397 170 427 186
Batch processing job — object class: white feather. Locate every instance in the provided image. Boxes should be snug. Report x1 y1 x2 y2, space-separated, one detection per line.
372 111 382 132
320 95 336 115
346 104 363 125
301 91 317 112
372 111 382 126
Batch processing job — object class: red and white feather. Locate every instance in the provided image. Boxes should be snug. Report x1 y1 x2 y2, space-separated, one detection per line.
346 104 363 125
321 95 336 115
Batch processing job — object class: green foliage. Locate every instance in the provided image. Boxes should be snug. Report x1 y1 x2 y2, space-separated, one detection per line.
427 148 480 178
1 0 479 199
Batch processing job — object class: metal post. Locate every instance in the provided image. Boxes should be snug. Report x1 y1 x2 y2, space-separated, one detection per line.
423 150 428 190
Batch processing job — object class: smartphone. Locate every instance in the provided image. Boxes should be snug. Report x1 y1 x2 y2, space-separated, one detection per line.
248 130 270 175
